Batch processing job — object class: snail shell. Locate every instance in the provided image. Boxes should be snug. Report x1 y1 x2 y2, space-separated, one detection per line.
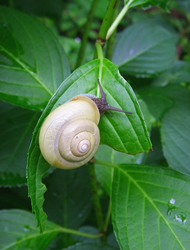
39 95 100 169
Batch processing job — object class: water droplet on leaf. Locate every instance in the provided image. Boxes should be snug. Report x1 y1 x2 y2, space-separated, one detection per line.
175 212 187 225
24 225 30 232
167 198 176 215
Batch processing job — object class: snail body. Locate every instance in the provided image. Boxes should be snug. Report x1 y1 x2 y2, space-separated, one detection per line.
39 79 132 169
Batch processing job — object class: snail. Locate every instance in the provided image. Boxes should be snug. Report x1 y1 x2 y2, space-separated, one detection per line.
39 79 132 169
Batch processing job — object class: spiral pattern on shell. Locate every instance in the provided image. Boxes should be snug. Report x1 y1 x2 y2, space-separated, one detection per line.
39 95 100 169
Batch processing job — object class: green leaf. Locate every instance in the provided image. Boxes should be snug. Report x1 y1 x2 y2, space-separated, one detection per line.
139 86 174 120
43 168 92 228
99 60 151 153
144 127 167 167
95 145 144 194
112 164 190 250
137 98 153 132
107 232 120 249
113 18 178 77
0 102 40 186
27 58 151 232
14 0 63 19
160 87 190 175
64 242 118 250
176 0 190 13
0 6 70 111
95 98 153 194
72 226 100 244
124 0 171 10
139 85 190 175
0 209 58 250
27 150 50 233
153 61 190 86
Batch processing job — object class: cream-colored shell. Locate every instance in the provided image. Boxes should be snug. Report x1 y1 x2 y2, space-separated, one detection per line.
39 95 100 169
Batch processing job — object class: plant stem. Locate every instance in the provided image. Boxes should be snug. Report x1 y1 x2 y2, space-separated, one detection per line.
104 197 112 232
95 42 103 79
95 42 104 97
95 0 133 59
75 0 99 69
95 160 117 168
105 1 119 60
106 0 134 40
96 42 104 61
87 162 106 242
47 226 102 238
98 0 119 45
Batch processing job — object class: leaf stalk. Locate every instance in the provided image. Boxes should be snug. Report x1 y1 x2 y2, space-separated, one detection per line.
98 0 119 45
106 0 134 40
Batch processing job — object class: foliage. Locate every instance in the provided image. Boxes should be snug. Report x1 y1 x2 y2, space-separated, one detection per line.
0 0 190 249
